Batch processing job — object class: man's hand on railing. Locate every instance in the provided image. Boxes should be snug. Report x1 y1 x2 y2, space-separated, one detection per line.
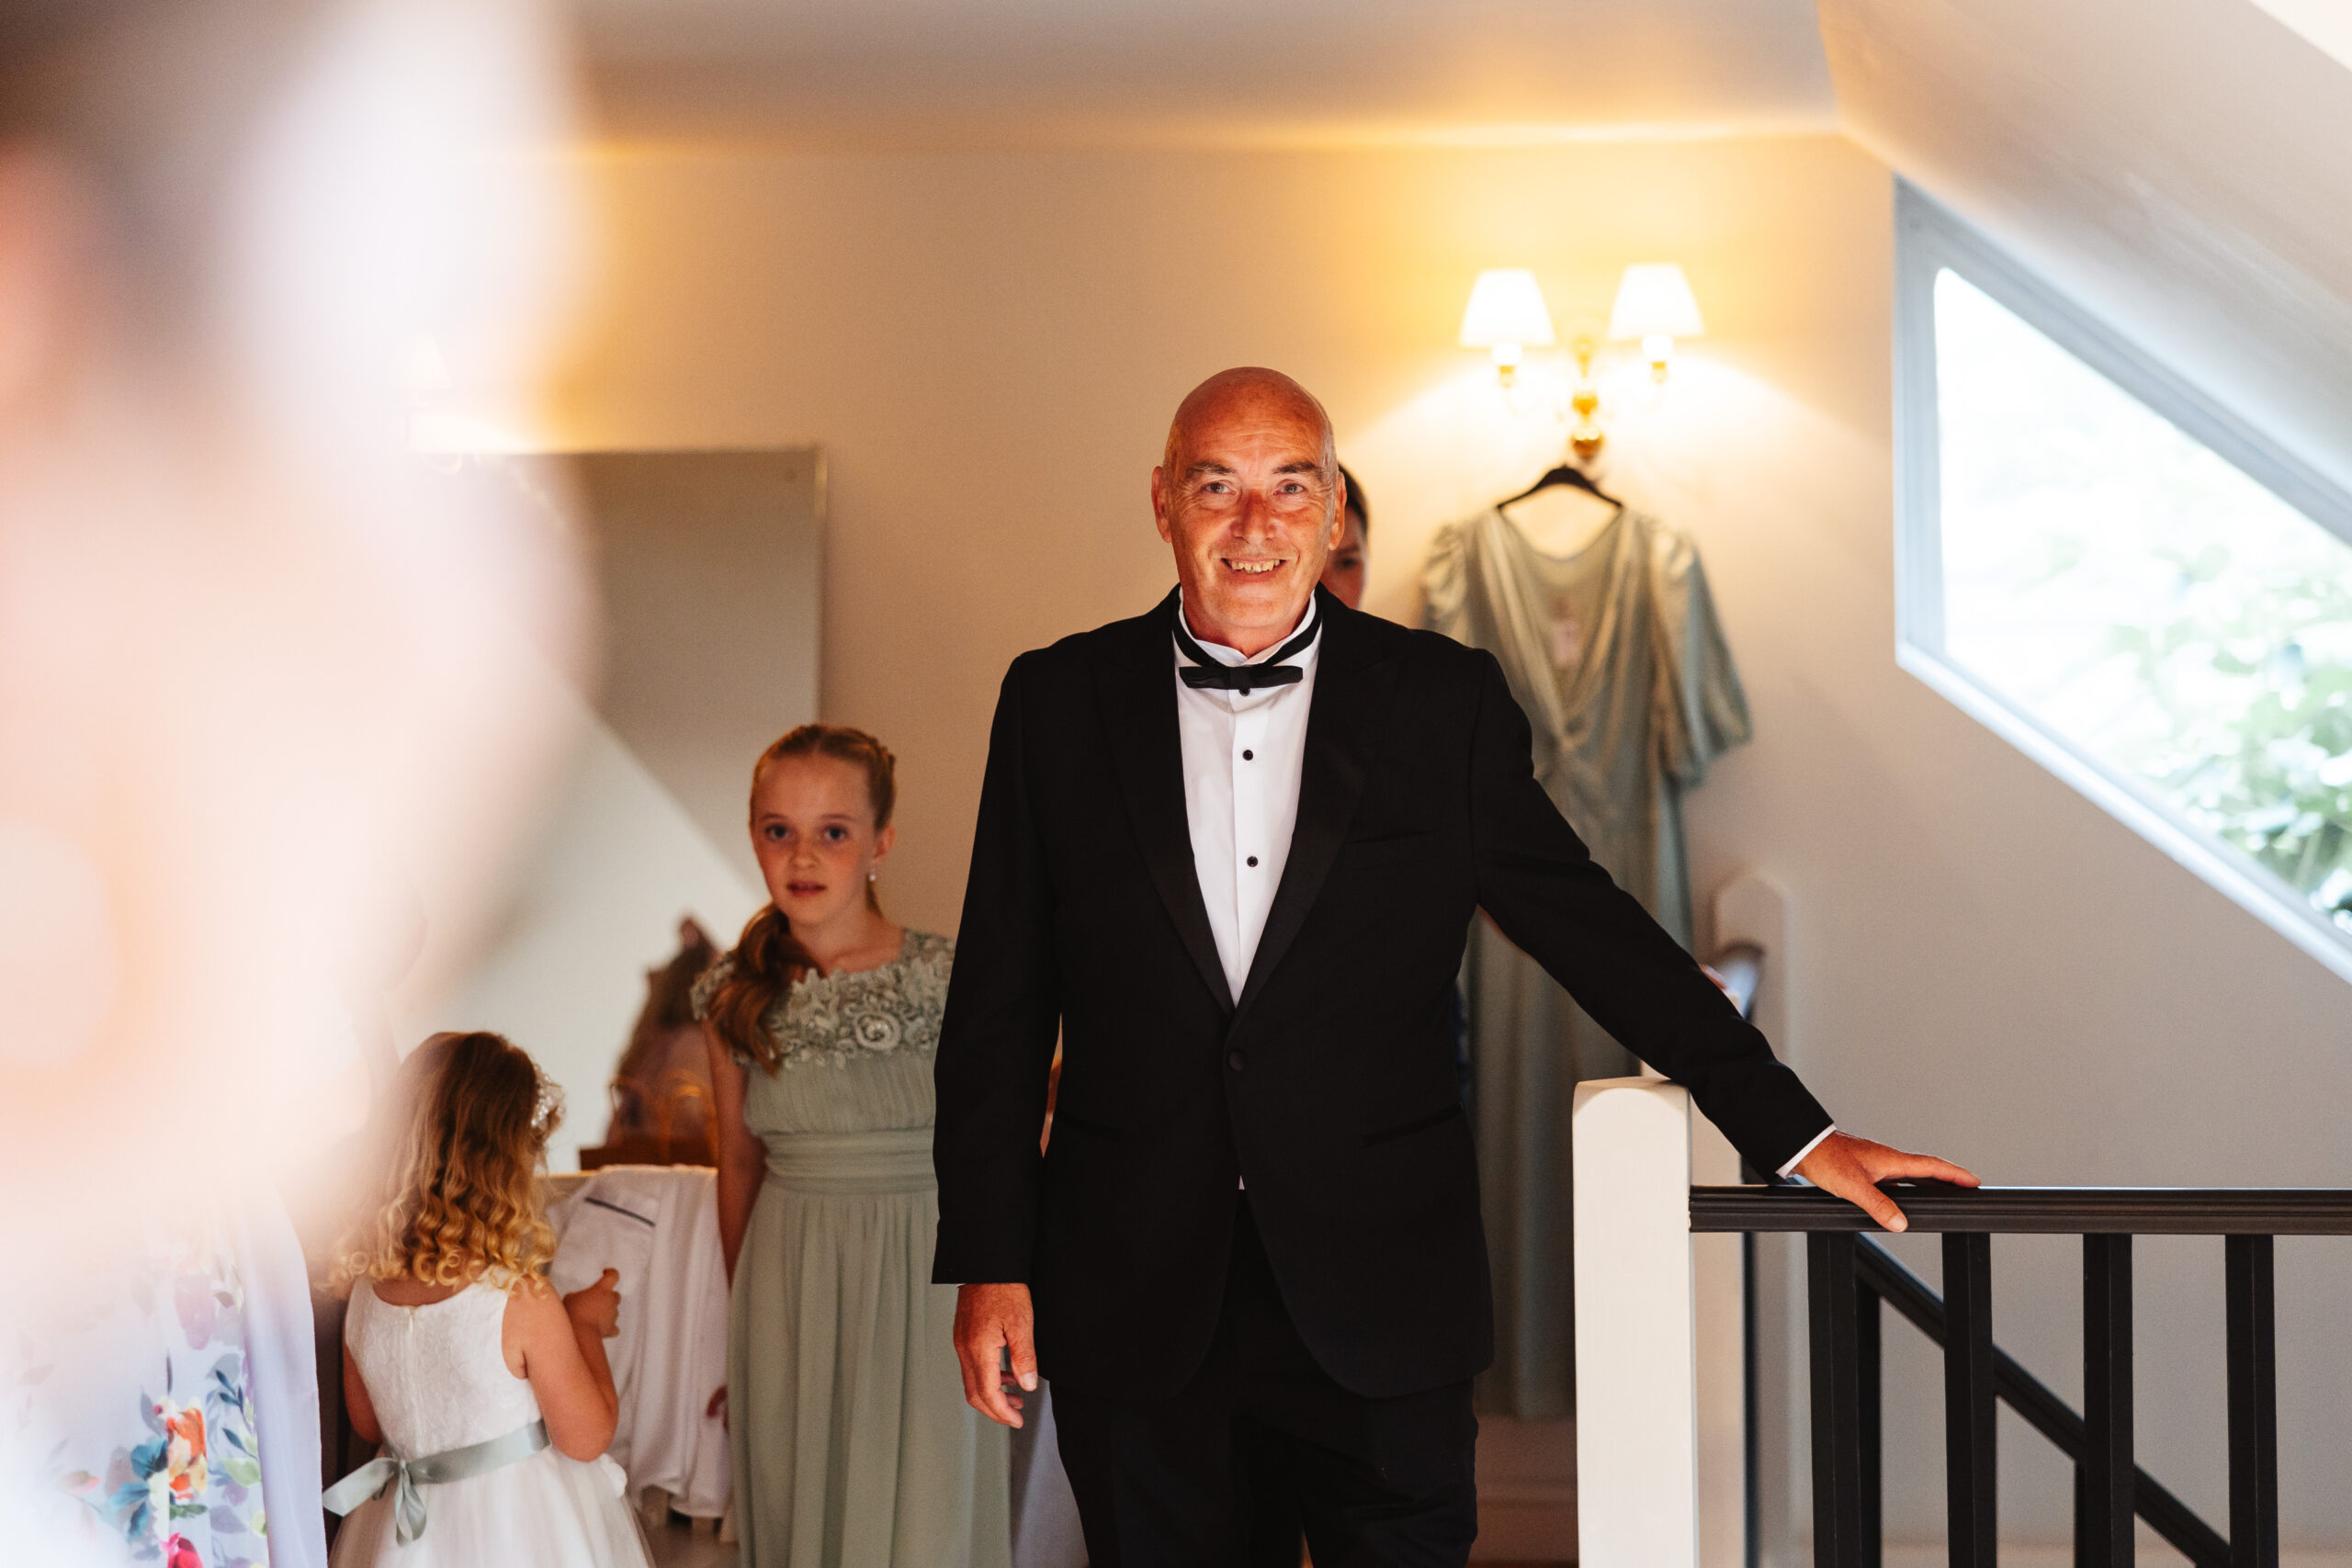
1796 1131 1980 1233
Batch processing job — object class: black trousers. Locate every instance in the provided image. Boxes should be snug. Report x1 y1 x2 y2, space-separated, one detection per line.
1052 1200 1478 1568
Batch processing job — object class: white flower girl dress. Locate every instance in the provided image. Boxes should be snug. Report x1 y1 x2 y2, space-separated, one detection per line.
328 1277 653 1567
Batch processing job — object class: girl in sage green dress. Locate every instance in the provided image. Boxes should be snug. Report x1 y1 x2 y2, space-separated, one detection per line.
697 725 1010 1568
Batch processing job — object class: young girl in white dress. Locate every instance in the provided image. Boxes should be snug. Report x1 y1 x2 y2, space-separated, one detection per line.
327 1031 653 1568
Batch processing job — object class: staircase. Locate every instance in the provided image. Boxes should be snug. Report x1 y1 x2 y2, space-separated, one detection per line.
1573 1078 2351 1568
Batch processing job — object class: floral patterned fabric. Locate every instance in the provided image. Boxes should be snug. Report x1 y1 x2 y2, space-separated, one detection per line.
5 1216 272 1566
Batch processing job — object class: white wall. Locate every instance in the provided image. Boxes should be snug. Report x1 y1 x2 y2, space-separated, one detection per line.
379 450 818 1171
530 133 2352 1551
395 664 765 1172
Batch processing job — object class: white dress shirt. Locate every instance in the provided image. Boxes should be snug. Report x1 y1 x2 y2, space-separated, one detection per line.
1168 589 1829 1180
1172 591 1321 1004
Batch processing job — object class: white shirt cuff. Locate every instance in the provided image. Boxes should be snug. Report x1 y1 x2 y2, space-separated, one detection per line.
1776 1124 1837 1179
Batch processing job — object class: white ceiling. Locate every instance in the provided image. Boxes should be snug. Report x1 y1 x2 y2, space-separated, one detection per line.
1818 0 2352 497
571 0 2352 498
574 0 1837 146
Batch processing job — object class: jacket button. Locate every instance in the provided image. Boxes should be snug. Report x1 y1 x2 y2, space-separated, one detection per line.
1227 1050 1246 1073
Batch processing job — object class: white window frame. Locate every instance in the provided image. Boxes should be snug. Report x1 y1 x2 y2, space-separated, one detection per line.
1893 178 2352 985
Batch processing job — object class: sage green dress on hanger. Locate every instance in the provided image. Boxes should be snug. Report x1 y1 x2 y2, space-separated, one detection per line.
1423 504 1751 1420
694 931 1010 1568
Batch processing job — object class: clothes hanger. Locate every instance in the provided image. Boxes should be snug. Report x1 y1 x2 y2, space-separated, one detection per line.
1497 460 1623 513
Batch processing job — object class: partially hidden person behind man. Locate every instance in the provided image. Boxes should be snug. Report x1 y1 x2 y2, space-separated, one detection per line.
1318 462 1370 610
932 367 1977 1568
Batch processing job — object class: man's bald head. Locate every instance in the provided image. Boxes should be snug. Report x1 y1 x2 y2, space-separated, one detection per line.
1163 367 1338 479
1150 367 1349 657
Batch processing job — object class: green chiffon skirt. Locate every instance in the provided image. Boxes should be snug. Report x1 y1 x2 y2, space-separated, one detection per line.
729 1130 1011 1568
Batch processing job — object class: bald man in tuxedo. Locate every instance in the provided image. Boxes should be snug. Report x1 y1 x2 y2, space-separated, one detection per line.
933 367 1975 1567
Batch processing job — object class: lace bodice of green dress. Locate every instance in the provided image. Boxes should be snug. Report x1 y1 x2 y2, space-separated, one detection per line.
690 929 953 1137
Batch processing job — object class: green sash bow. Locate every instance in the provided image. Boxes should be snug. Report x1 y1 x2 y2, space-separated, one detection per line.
322 1418 550 1544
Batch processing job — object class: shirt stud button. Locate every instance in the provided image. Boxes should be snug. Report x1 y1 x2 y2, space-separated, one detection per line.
1227 1050 1246 1072
1246 855 1259 867
1242 750 1254 761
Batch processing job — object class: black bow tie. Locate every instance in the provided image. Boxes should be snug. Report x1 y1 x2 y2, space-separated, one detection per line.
1171 606 1320 694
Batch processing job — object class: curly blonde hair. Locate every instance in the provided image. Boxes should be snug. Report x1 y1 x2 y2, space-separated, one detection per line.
334 1031 563 1296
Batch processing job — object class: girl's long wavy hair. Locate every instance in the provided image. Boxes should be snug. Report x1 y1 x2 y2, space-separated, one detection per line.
334 1031 563 1296
705 725 897 1075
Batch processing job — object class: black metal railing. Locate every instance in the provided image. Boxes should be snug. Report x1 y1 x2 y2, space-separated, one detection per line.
1692 1181 2352 1568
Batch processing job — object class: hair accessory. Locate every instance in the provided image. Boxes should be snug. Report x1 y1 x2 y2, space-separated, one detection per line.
532 1066 564 1141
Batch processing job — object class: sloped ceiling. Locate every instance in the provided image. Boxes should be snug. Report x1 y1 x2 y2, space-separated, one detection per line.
1817 0 2352 496
2247 0 2352 70
577 0 1835 147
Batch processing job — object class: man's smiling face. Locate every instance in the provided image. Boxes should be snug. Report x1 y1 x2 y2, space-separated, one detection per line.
1152 368 1346 657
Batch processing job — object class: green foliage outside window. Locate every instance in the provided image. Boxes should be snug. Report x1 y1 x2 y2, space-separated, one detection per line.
1936 268 2352 939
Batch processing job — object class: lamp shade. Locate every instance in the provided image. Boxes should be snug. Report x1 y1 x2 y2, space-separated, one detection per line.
1459 268 1556 349
1606 264 1705 342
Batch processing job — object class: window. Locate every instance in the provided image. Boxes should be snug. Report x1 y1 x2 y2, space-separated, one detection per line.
1894 181 2352 981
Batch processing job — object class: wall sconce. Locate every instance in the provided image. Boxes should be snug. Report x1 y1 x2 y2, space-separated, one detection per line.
1566 338 1604 462
1607 263 1705 381
1459 268 1555 388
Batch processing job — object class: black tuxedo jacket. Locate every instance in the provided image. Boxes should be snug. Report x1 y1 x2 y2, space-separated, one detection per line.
932 587 1830 1401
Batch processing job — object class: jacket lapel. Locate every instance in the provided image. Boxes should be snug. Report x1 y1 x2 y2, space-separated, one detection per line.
1234 590 1402 1019
1096 591 1235 1016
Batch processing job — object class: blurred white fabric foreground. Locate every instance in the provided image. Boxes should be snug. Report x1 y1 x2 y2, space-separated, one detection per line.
232 1193 330 1568
548 1168 732 1520
0 0 591 1558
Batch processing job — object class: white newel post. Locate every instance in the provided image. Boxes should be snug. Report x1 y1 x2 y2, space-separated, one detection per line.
1573 1076 1700 1568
